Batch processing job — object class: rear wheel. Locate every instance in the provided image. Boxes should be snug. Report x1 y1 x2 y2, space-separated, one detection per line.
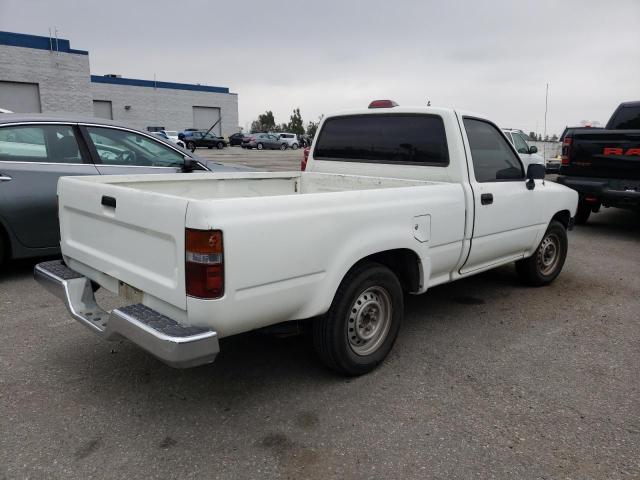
292 143 299 150
575 201 591 225
187 141 196 151
516 220 568 286
313 262 403 376
217 142 224 149
280 143 287 150
257 143 263 150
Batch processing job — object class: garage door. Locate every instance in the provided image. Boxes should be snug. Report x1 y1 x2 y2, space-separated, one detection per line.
0 81 41 113
193 106 221 135
93 100 113 119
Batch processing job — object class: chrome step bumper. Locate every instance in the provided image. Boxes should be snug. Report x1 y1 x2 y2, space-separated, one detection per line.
34 260 219 368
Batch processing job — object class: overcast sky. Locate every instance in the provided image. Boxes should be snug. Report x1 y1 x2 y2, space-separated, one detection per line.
1 0 639 134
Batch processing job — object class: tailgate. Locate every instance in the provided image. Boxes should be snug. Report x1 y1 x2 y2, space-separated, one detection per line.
58 176 189 309
564 131 640 180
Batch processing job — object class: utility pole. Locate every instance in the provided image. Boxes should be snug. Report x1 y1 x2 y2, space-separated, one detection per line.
543 82 549 159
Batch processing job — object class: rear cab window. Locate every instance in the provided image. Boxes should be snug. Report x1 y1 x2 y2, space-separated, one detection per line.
608 106 640 130
313 114 449 166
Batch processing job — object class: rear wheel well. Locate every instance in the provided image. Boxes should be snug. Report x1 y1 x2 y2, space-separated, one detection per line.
349 249 421 293
551 210 571 229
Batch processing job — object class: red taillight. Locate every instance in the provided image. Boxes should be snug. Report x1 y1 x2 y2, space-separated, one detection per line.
561 136 572 165
185 229 224 299
302 147 310 171
368 99 398 109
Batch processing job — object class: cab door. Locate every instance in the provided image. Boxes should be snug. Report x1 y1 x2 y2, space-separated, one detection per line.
0 123 98 249
460 118 546 274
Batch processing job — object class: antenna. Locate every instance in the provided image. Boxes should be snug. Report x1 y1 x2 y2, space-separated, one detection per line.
54 27 59 53
543 82 549 159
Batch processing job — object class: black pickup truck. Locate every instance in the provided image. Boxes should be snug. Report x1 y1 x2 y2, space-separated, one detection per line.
557 101 640 224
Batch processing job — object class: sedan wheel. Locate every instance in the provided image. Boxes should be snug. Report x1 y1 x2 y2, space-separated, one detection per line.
280 143 287 150
257 143 263 150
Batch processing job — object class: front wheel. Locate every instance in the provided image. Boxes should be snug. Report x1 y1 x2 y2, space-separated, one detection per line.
186 141 196 151
217 142 224 149
280 143 287 150
313 261 403 376
291 143 299 150
516 220 568 286
256 143 263 150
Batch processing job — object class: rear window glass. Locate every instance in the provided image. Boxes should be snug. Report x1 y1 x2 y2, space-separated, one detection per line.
609 106 640 130
314 114 449 166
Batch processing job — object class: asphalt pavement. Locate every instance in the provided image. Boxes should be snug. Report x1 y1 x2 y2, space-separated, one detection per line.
0 151 638 479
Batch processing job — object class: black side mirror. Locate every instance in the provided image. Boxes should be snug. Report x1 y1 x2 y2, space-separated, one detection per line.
182 157 197 173
529 145 538 154
526 163 545 190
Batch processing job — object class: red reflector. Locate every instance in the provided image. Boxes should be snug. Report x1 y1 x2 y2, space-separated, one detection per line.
585 195 597 203
561 136 572 165
368 99 398 109
302 147 310 171
185 229 224 299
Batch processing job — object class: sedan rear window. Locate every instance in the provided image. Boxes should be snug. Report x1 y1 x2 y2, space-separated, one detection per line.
314 114 449 166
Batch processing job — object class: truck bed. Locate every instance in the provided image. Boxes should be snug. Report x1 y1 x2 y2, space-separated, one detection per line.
58 171 465 335
80 171 434 199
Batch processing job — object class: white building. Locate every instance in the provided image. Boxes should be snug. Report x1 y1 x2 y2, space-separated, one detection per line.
0 31 238 136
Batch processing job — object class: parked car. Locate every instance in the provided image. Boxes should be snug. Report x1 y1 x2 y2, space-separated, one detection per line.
35 100 577 375
0 108 13 114
502 129 546 171
161 130 182 143
228 132 245 146
277 133 299 149
557 101 640 224
242 133 286 150
0 114 251 264
151 131 186 148
179 130 227 150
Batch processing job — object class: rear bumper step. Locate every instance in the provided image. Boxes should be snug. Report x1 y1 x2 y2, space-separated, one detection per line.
34 260 219 368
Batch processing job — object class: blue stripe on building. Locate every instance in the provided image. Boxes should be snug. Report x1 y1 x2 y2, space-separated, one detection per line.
90 75 229 94
0 30 88 55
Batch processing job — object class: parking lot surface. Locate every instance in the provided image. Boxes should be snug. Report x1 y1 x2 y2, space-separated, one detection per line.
197 145 304 171
1 157 639 479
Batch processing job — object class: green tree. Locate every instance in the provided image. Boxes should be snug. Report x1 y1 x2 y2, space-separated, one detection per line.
550 133 558 142
251 111 276 132
287 108 305 136
528 131 536 141
306 114 324 138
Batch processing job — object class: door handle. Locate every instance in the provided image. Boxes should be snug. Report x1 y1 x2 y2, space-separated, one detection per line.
0 174 12 182
480 193 493 205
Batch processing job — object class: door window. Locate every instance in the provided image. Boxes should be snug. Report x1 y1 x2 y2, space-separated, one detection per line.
464 119 524 182
512 133 530 154
0 124 84 163
86 127 185 167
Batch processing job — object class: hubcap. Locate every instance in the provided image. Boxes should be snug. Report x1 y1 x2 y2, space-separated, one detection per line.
347 286 392 356
537 233 561 276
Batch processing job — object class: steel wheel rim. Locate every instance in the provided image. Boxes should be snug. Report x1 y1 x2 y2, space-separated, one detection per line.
347 286 392 356
537 232 561 276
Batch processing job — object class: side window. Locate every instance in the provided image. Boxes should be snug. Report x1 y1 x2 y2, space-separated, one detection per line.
86 127 185 167
512 133 530 154
464 118 524 182
0 125 84 163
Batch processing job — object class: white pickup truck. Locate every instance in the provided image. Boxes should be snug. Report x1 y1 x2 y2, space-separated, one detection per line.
35 101 578 375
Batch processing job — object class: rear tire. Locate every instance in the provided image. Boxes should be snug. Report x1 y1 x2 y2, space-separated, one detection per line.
575 201 591 225
217 142 224 149
313 261 403 376
0 233 5 266
516 220 568 286
292 143 299 150
187 141 196 151
257 143 263 150
280 143 287 150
